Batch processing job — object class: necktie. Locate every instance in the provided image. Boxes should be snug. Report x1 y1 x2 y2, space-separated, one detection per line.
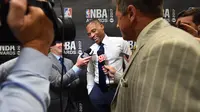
59 57 67 74
97 43 107 92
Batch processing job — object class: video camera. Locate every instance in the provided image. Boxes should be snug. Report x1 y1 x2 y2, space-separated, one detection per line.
0 0 76 44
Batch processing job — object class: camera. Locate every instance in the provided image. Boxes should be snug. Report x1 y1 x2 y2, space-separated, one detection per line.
0 0 76 44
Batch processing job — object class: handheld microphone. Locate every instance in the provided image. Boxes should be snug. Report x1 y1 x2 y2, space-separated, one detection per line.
81 48 93 58
97 50 106 64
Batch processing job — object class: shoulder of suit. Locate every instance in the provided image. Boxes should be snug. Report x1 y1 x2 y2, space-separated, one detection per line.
155 25 195 42
48 52 54 58
64 58 73 63
64 58 74 67
148 25 200 51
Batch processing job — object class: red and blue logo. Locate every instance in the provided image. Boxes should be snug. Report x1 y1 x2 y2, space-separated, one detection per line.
86 9 91 18
64 8 72 18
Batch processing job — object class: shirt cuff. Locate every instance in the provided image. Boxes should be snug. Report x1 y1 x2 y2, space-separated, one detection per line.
72 65 81 74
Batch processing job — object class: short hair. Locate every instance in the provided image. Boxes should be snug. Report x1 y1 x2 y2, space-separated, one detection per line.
177 7 200 25
85 19 102 27
116 0 163 17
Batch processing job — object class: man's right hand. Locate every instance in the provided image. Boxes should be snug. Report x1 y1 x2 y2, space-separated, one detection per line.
75 56 91 68
7 0 54 55
103 65 116 79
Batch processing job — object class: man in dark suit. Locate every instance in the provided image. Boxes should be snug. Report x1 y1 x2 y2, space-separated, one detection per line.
47 41 91 112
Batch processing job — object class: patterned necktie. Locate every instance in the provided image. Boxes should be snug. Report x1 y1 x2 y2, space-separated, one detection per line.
97 43 107 92
59 57 67 74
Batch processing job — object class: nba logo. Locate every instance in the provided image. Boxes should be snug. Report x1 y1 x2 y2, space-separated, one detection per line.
64 8 72 18
86 9 91 18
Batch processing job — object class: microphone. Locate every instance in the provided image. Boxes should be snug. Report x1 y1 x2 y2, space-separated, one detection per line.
97 50 106 65
81 48 93 58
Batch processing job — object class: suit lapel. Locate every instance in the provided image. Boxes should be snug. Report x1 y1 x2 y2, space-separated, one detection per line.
63 58 72 71
48 53 62 73
112 18 169 103
112 40 146 103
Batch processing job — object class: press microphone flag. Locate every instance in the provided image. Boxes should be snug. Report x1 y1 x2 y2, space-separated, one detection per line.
81 48 93 58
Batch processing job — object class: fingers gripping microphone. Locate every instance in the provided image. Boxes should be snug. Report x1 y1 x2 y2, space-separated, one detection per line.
81 48 93 58
97 49 106 65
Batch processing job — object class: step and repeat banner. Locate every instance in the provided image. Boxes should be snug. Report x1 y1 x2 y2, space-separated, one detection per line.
0 0 200 64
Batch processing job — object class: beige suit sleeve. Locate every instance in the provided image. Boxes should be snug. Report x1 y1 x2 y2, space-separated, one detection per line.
113 71 122 84
113 40 132 84
138 39 200 112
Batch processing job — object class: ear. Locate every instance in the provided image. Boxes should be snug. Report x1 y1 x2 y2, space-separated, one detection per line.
100 24 105 30
197 25 200 36
127 5 136 22
197 25 200 31
116 23 119 28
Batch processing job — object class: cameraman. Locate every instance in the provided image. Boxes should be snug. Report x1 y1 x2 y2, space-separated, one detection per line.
176 8 200 40
0 0 54 112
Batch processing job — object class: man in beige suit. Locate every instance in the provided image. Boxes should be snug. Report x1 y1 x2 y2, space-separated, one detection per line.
109 0 200 112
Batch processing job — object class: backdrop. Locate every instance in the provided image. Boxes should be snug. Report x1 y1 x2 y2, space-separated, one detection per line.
0 0 200 112
0 0 200 63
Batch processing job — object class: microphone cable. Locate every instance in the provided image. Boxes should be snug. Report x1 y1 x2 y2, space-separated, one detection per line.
57 0 65 111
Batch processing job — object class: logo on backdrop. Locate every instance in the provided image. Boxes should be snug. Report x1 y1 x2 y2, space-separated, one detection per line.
64 40 83 55
163 8 176 23
127 41 136 51
64 8 72 18
113 38 135 51
0 45 21 56
85 9 114 23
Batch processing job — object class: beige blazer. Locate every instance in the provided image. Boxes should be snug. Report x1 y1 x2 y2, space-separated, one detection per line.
111 18 200 112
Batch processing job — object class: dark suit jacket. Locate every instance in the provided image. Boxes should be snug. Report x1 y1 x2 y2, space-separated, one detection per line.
48 53 80 112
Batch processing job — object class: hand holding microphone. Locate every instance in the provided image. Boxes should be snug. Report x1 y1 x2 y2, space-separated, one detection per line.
97 47 116 79
102 65 116 79
75 48 93 68
75 56 91 68
81 48 93 58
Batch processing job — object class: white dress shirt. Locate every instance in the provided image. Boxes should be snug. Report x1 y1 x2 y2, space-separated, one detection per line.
87 35 132 94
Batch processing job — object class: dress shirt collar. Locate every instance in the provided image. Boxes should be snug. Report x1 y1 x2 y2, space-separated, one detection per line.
52 53 61 61
101 34 109 46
